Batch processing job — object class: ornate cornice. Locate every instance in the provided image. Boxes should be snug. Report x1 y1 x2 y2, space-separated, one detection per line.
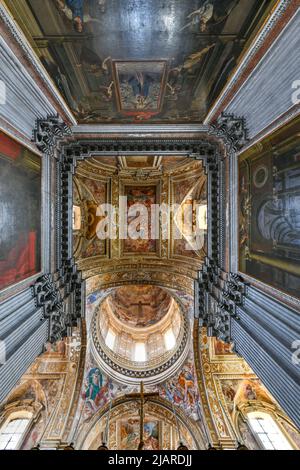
210 113 249 152
33 115 72 157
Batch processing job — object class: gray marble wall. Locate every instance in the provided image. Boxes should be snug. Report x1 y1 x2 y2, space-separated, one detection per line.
225 8 300 140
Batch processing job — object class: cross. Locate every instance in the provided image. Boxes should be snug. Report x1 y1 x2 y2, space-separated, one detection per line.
125 382 159 450
130 301 150 317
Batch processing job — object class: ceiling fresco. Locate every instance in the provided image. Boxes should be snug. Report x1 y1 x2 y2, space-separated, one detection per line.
108 285 172 328
6 0 274 123
73 156 206 275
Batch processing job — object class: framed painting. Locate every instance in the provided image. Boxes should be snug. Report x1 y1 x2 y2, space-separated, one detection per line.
113 60 168 118
0 131 41 291
238 134 300 299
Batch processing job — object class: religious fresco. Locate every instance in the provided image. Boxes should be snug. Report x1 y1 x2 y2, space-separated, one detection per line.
80 357 200 422
239 137 300 299
113 61 168 119
73 174 107 258
108 285 172 328
220 378 274 416
5 0 275 123
159 360 199 419
213 338 233 355
172 170 207 258
0 131 41 291
119 419 159 450
83 367 113 412
123 185 157 254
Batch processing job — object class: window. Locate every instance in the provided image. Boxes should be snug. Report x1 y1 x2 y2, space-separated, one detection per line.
147 333 164 359
116 332 133 360
197 204 207 230
72 205 81 230
164 328 176 351
0 418 30 450
134 343 146 362
248 412 293 450
105 329 116 350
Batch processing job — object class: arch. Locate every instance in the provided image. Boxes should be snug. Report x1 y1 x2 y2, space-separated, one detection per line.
233 401 299 450
75 395 205 450
3 380 48 416
0 400 43 450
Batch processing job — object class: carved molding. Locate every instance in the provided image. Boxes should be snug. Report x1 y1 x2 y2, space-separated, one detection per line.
195 258 248 344
211 113 249 152
33 115 72 157
32 265 83 343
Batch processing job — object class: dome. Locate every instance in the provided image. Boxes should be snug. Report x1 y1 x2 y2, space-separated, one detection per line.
108 285 172 328
91 285 190 385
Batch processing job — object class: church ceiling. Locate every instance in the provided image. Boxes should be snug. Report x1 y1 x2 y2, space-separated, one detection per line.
5 0 275 124
73 155 207 278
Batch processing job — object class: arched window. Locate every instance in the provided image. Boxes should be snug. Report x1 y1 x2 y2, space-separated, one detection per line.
247 411 293 450
0 417 31 450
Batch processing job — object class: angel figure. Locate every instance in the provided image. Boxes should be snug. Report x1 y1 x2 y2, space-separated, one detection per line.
55 0 106 33
181 1 214 33
170 44 215 77
99 81 114 101
181 0 238 33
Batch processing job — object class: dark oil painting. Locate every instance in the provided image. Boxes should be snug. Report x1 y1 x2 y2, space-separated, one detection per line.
5 0 275 123
0 131 41 291
239 134 300 300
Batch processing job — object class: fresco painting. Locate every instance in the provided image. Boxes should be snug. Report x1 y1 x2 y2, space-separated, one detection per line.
159 360 199 418
239 139 300 299
214 338 233 355
172 170 207 258
0 131 41 291
123 185 157 254
73 175 107 258
5 0 273 123
108 286 172 328
119 419 159 450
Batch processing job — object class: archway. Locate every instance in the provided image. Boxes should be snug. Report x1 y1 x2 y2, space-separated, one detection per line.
76 396 205 450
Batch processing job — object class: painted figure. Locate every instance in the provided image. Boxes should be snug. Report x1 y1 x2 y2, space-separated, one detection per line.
55 0 106 32
85 367 103 402
56 0 84 32
182 0 239 33
128 73 155 109
143 422 159 450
